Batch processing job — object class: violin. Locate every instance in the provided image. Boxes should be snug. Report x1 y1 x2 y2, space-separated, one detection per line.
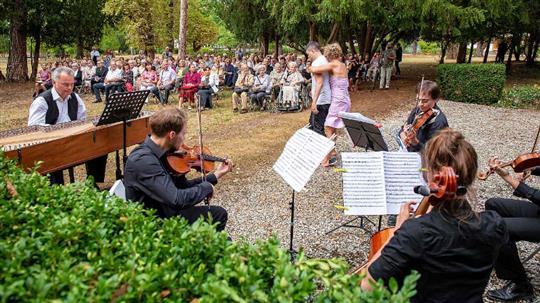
165 144 226 175
478 153 540 181
479 124 540 181
352 166 459 274
403 109 434 147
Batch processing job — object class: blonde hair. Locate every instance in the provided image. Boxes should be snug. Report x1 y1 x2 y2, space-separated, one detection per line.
323 43 343 60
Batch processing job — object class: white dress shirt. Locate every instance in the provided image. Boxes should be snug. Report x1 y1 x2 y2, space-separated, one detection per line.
28 87 87 126
159 68 176 86
105 68 123 83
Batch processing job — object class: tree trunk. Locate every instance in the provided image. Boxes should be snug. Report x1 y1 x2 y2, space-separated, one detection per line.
440 41 447 64
531 39 539 67
31 34 41 80
365 24 374 58
506 34 517 73
525 31 536 66
467 41 474 63
309 21 318 42
456 42 467 63
7 0 29 82
76 39 84 59
167 0 175 49
260 32 270 57
514 35 521 61
348 30 356 55
326 22 340 44
178 0 188 60
274 33 280 59
483 38 491 63
357 22 367 55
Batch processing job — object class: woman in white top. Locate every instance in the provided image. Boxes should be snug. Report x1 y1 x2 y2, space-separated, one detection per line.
249 65 271 108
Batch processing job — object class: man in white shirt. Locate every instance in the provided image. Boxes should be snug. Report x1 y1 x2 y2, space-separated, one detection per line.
155 61 176 105
28 67 107 185
306 41 332 135
92 61 123 103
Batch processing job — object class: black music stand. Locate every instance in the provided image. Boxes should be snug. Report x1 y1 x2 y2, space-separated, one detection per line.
326 116 388 235
95 90 150 179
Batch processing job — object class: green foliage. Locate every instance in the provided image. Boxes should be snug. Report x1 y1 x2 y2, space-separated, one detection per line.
100 25 129 53
103 0 219 56
498 84 540 108
437 63 506 104
418 40 440 55
0 155 419 302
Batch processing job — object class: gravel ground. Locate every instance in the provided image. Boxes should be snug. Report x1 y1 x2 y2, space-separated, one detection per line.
214 100 540 301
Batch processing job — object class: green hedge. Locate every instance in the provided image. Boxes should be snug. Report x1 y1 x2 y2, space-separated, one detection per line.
437 64 506 104
498 84 540 109
0 155 419 302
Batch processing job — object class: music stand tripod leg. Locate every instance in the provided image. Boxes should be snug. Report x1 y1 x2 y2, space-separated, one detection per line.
289 190 298 262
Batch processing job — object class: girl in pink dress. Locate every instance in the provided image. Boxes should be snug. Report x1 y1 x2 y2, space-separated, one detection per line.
308 43 351 167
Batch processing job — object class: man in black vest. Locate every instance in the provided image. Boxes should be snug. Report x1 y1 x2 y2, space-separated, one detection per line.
28 66 107 186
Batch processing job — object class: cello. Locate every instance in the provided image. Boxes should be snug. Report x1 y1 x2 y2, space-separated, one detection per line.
352 166 459 274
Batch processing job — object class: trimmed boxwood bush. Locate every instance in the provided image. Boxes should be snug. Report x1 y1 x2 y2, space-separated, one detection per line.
0 155 419 302
437 64 506 104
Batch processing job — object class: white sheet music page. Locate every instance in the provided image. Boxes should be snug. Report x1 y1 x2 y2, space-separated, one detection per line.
273 128 335 192
342 152 387 215
383 152 425 214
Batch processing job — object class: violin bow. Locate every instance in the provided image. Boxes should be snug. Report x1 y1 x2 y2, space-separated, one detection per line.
532 123 540 153
195 94 209 206
416 75 425 108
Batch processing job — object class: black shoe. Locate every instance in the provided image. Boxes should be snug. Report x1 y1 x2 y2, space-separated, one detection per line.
93 99 102 103
486 281 533 302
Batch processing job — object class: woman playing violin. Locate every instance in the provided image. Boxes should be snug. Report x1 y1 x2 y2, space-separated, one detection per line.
124 107 233 231
484 159 539 301
399 80 449 152
361 129 508 303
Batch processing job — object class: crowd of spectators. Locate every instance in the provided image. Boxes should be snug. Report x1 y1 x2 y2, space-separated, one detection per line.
32 43 403 112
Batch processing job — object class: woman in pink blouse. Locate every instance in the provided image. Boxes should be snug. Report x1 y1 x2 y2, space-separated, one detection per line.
139 63 158 90
179 64 201 109
33 64 51 98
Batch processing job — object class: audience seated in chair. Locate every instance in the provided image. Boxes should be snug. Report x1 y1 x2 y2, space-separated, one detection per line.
179 64 201 109
249 65 271 109
231 63 254 114
279 62 305 110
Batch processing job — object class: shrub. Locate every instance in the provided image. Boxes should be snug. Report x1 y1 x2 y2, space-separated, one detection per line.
417 40 440 55
498 84 540 109
437 64 506 104
0 155 419 302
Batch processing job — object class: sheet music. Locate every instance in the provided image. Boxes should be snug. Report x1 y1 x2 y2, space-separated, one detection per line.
383 152 425 214
342 152 387 215
338 111 377 125
273 128 335 192
341 151 425 216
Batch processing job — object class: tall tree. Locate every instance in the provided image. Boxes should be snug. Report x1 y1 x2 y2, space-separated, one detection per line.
178 0 187 59
2 0 28 81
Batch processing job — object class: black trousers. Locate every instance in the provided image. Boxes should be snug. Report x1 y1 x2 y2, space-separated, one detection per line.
486 197 540 282
49 155 108 186
395 61 401 75
177 205 228 231
308 104 330 136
